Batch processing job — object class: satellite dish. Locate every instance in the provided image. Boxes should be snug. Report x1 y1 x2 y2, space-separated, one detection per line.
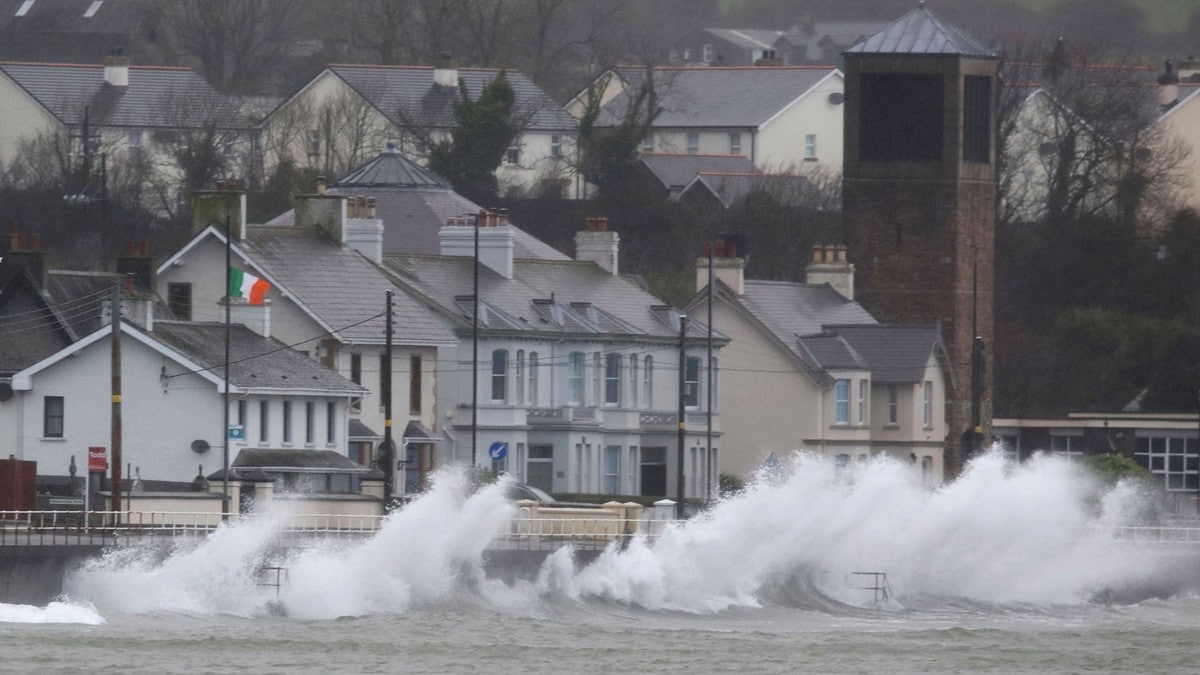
828 91 845 105
191 439 210 454
0 382 12 401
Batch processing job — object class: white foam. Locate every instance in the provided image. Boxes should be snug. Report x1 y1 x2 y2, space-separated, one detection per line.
0 600 104 625
61 451 1179 618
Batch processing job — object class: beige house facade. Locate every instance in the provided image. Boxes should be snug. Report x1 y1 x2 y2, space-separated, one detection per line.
686 246 949 484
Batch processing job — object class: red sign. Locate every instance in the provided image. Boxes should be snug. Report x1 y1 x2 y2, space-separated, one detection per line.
88 446 107 472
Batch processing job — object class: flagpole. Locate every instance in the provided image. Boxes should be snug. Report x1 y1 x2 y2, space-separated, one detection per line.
222 215 231 519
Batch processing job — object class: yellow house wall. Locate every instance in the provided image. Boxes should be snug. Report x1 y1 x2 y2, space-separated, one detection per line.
711 300 818 478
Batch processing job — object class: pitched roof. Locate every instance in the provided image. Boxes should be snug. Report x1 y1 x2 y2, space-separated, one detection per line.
676 172 813 208
239 224 456 346
807 323 942 383
739 280 876 342
151 320 366 394
797 332 868 371
266 147 567 261
603 66 837 128
638 153 755 191
844 5 996 58
0 269 74 375
0 60 245 129
326 64 577 132
230 448 370 472
382 255 718 341
335 142 449 188
703 28 784 51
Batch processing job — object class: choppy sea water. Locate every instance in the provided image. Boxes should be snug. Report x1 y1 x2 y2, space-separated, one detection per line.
4 452 1200 674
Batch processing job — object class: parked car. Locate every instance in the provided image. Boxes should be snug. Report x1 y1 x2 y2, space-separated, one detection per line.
506 482 558 505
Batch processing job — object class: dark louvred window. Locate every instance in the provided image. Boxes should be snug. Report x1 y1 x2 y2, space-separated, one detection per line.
859 74 943 162
963 75 991 163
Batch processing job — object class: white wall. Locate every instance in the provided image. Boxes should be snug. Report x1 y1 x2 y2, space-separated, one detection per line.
756 72 845 171
0 74 58 167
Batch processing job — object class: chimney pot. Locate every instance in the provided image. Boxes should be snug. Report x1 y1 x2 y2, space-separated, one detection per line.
812 244 823 263
30 234 40 251
316 176 327 195
716 240 726 257
702 243 711 257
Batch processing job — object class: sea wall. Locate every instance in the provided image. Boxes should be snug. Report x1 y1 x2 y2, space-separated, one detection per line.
0 547 100 605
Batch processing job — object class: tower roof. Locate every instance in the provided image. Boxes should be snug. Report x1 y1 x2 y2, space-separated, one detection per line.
845 2 996 58
334 142 450 189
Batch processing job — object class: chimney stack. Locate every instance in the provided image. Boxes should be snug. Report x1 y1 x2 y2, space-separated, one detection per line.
574 217 619 275
192 182 247 240
438 209 514 279
1159 59 1180 109
805 243 855 300
695 238 745 295
0 226 47 290
116 239 156 295
103 47 129 87
433 53 458 88
345 196 384 264
294 191 347 244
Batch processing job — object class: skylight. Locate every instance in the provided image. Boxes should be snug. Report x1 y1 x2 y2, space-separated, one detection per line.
15 0 35 18
84 1 103 18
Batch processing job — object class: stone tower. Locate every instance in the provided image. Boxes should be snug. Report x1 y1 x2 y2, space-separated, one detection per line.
842 3 998 477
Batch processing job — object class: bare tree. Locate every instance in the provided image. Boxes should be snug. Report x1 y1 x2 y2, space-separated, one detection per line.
157 0 295 94
998 39 1189 232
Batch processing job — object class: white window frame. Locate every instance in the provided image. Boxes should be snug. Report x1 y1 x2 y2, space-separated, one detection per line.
568 351 584 405
922 381 933 428
887 385 898 425
604 353 622 406
684 356 701 410
857 378 867 424
505 134 522 165
835 379 850 425
628 353 639 409
491 349 508 402
550 134 562 158
728 132 742 155
686 132 700 154
528 351 538 405
804 133 817 159
643 355 653 408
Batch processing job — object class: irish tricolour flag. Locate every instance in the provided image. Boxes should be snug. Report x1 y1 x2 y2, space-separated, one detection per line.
229 267 270 305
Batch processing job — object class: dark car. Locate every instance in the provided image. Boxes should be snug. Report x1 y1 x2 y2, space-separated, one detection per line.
506 482 558 504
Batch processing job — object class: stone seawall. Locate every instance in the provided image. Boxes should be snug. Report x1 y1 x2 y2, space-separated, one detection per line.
0 547 102 605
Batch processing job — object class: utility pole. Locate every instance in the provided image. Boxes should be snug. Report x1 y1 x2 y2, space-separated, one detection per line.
471 211 481 468
706 241 714 504
109 276 122 514
222 215 232 518
676 314 688 520
381 290 395 510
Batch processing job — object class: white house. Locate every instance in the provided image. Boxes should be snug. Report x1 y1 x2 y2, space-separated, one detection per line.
0 254 365 486
380 216 727 501
262 63 580 198
0 54 254 203
568 65 845 173
156 183 458 497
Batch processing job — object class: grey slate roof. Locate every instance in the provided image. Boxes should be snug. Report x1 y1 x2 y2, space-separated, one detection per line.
0 269 74 375
45 270 117 337
0 61 245 129
336 143 449 188
326 64 577 132
151 320 367 394
383 255 718 341
676 172 813 208
818 323 943 384
602 66 836 128
844 5 996 58
703 28 784 50
638 153 755 191
239 224 456 346
266 147 567 261
797 332 868 371
738 280 877 347
230 448 370 472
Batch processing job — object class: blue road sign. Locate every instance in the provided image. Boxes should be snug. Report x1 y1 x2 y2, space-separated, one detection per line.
228 425 245 441
488 441 508 461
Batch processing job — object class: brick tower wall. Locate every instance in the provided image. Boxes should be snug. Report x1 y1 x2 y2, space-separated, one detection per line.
843 54 998 477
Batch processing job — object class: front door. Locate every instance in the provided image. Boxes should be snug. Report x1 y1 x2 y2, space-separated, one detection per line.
640 446 667 496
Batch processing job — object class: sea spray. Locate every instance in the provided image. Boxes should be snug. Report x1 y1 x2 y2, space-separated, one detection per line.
61 451 1186 619
544 450 1181 611
64 468 516 619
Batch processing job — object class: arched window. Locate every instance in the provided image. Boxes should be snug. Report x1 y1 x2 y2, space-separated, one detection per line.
515 350 525 404
604 353 622 405
568 352 584 404
643 355 653 408
528 352 538 405
491 349 508 402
